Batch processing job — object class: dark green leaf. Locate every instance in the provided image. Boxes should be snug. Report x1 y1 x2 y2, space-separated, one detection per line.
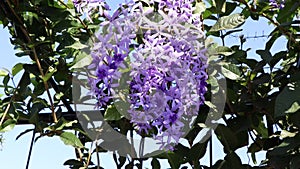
63 159 83 166
187 141 208 162
151 158 161 169
275 81 300 118
256 50 272 64
215 124 238 153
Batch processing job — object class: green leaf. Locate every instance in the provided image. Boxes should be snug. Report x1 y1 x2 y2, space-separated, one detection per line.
221 63 242 80
224 152 243 168
256 50 272 64
151 158 161 169
210 13 245 32
277 1 300 23
215 124 238 153
275 81 300 118
63 159 83 166
59 132 84 148
187 141 208 161
104 105 123 121
212 0 226 13
214 46 235 56
66 41 88 50
41 66 57 82
0 69 8 77
166 152 183 169
51 118 77 131
71 52 92 69
12 63 23 76
0 119 16 132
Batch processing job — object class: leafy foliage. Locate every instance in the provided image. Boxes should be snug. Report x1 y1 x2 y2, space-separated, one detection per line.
0 0 299 169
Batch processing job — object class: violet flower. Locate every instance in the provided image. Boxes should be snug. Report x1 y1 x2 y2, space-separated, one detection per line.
269 0 285 9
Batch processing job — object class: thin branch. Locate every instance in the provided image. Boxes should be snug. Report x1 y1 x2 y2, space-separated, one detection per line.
113 152 120 169
85 141 94 168
209 130 213 168
25 127 36 169
0 103 11 126
96 141 101 169
6 0 57 122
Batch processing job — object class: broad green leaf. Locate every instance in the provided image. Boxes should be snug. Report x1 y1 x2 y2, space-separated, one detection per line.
221 63 242 80
0 119 16 132
166 152 183 169
211 46 234 56
151 158 161 169
215 124 239 153
224 152 243 168
210 13 245 32
275 81 300 118
104 105 123 121
187 141 208 161
256 50 272 64
59 132 84 148
12 63 23 76
71 52 92 69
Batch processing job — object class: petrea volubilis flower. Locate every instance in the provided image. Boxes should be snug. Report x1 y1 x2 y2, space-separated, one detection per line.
269 0 285 9
89 0 208 150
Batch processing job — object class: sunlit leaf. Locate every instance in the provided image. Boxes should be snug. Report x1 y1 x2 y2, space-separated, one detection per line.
210 13 245 32
59 132 83 148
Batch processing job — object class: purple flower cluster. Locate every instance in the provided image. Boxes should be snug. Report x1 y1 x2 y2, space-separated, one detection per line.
88 0 208 150
72 0 110 21
269 0 285 9
88 5 137 108
127 1 207 149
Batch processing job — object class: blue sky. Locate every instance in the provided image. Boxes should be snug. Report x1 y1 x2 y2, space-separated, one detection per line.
0 1 288 169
